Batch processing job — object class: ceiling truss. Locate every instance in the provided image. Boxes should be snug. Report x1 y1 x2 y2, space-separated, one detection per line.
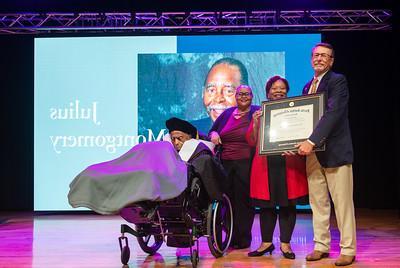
0 9 392 34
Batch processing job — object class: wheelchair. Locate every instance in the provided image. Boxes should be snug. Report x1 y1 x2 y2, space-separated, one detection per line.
117 166 233 267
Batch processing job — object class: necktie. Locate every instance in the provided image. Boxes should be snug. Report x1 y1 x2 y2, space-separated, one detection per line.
309 78 319 94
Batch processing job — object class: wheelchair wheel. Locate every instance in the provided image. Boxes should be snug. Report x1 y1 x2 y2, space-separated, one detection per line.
191 249 199 267
121 245 130 265
206 193 233 257
137 233 163 255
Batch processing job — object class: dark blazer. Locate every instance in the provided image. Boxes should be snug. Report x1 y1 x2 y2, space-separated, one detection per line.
188 142 225 202
302 70 353 168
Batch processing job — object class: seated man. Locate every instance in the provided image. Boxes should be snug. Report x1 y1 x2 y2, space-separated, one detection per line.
164 117 226 248
165 117 226 202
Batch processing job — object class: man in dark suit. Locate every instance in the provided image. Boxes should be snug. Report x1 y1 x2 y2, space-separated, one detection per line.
296 43 356 266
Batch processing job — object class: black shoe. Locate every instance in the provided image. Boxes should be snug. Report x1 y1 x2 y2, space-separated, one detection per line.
248 243 275 257
280 247 296 259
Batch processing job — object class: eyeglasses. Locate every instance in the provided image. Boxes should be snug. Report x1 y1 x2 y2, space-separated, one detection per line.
312 53 333 60
236 92 252 97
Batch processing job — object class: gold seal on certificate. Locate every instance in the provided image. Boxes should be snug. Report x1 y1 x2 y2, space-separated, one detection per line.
259 93 325 155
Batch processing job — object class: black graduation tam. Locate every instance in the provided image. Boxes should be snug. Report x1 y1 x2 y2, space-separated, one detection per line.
166 117 198 138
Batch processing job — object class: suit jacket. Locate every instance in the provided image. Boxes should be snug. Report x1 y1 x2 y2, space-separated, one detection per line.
302 70 353 168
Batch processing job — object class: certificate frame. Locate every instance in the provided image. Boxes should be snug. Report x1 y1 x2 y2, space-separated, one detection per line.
259 93 325 155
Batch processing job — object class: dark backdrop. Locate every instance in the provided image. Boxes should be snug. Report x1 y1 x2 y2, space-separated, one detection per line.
0 0 397 212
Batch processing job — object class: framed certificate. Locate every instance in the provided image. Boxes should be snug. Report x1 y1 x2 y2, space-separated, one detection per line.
259 93 325 155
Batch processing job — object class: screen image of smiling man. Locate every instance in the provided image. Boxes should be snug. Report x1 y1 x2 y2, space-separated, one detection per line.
191 57 249 134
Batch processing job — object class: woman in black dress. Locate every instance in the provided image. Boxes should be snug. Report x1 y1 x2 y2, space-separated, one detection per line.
246 76 308 259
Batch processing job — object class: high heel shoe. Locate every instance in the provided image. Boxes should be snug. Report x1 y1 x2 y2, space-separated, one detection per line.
247 243 275 257
280 247 296 259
